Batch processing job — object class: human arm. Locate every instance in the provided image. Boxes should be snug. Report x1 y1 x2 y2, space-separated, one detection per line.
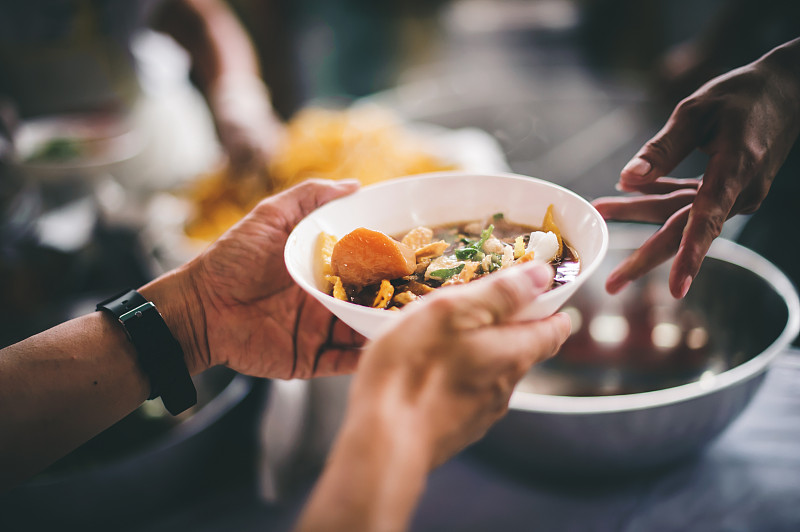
151 0 283 175
592 37 800 298
0 179 362 490
296 263 571 532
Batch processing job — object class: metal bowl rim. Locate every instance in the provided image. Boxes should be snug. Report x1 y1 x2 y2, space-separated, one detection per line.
509 232 800 415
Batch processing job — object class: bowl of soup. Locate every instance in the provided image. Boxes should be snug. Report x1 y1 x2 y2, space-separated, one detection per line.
284 171 608 338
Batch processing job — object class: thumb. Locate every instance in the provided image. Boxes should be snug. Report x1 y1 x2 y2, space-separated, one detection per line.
619 104 706 189
442 262 555 331
263 178 360 227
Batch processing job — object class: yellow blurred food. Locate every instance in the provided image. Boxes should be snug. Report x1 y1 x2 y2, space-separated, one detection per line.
184 106 458 242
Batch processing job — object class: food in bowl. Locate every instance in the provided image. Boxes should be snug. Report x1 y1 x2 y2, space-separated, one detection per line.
318 208 580 310
284 172 608 338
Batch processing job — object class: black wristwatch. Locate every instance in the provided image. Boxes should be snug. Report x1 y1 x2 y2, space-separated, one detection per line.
97 289 197 415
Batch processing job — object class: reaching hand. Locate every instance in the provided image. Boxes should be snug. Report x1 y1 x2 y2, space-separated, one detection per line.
593 38 800 298
208 76 285 178
151 179 364 379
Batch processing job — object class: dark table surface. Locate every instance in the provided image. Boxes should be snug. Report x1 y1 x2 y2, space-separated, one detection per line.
117 349 800 532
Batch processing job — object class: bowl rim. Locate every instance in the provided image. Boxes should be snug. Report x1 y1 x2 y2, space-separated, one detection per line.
509 230 800 415
285 170 610 318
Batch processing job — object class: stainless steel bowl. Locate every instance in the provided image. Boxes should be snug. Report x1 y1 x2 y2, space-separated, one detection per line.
479 225 800 475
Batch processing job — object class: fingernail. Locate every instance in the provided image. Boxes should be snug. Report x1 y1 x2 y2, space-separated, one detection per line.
605 271 630 294
606 279 630 294
622 157 652 180
614 181 637 193
679 275 692 298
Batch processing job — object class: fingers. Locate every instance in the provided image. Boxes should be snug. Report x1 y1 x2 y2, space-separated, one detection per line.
593 188 697 224
294 178 361 217
605 204 691 294
299 298 365 378
329 317 367 348
313 348 362 378
257 179 360 229
616 176 701 194
469 312 571 370
619 101 708 189
669 153 743 297
436 263 555 331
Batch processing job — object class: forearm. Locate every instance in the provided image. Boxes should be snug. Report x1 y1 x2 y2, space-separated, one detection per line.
0 265 205 491
152 0 262 93
0 312 148 490
296 391 432 532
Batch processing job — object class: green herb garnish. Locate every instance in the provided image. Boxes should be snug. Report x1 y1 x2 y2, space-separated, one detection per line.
455 224 494 261
430 264 465 280
481 253 504 274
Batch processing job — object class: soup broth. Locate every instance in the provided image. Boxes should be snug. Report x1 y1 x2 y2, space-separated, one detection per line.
323 212 580 310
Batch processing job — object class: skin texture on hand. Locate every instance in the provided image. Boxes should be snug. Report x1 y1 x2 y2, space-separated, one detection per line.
0 179 362 488
593 38 800 298
356 262 571 467
296 262 571 532
141 179 365 379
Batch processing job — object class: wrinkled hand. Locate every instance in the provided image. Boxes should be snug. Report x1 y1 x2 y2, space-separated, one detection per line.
593 39 800 298
172 179 363 379
348 262 571 468
208 76 285 177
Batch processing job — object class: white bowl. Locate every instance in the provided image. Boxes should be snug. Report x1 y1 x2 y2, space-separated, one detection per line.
284 171 609 338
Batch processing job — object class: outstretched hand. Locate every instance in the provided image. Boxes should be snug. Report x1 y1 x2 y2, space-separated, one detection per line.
208 76 285 178
151 179 364 379
593 38 800 298
297 262 571 532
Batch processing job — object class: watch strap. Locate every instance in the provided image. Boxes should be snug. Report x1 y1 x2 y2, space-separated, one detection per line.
97 289 197 415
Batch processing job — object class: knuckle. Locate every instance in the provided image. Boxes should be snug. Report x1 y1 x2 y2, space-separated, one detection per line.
738 148 767 178
673 96 707 123
490 277 524 314
694 211 726 240
427 296 461 322
644 136 673 163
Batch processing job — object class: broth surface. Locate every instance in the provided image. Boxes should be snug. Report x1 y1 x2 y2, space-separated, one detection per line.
345 214 580 309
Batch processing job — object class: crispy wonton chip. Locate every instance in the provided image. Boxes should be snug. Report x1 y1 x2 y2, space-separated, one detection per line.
317 232 338 277
401 226 434 250
372 280 394 308
392 291 418 306
326 275 348 301
415 240 449 261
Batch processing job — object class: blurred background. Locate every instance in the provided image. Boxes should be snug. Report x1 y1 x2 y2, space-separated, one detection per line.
1 0 799 530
